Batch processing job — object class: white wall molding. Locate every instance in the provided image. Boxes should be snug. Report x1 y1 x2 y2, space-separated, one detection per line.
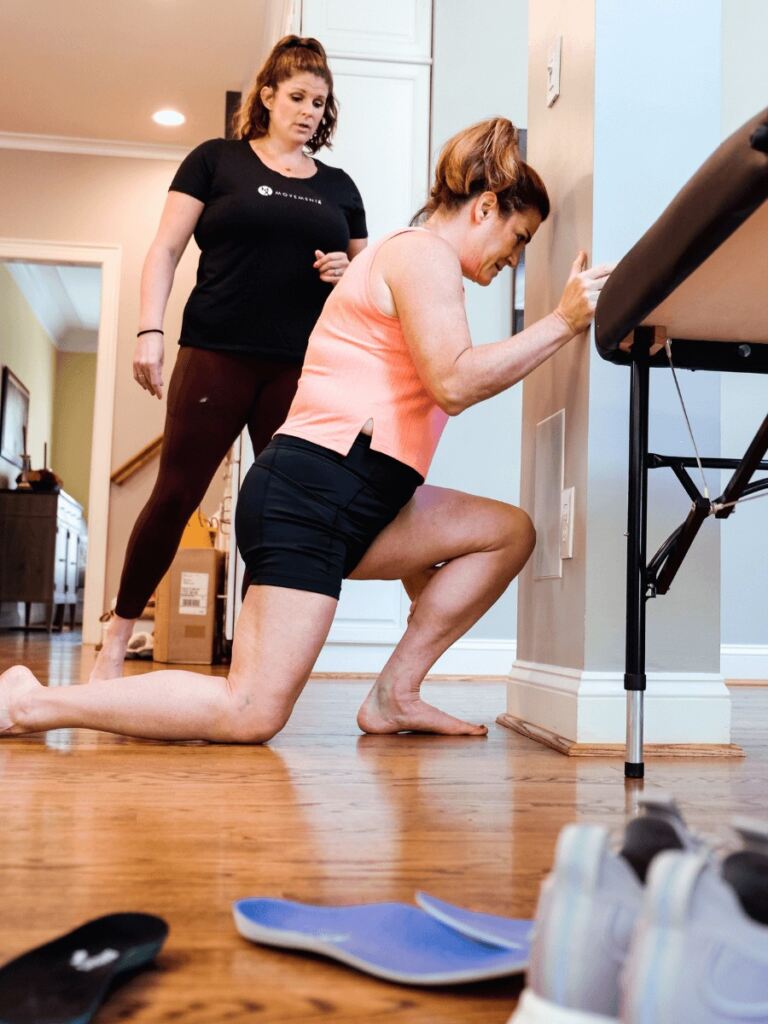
314 635 517 676
326 51 432 66
507 659 732 745
721 644 768 681
311 639 768 684
0 131 187 162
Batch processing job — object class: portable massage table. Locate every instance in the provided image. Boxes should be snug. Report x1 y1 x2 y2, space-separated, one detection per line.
594 106 768 779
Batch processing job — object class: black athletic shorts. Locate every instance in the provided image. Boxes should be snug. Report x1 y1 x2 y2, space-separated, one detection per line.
236 432 423 599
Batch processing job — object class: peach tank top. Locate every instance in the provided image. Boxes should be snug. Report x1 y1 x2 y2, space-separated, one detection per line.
277 227 449 478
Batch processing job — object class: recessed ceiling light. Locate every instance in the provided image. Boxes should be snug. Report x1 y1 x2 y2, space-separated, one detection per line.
152 109 185 127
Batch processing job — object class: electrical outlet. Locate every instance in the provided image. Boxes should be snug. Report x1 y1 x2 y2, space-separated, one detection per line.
560 486 574 559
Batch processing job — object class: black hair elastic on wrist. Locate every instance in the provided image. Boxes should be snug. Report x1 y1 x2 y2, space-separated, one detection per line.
136 329 164 337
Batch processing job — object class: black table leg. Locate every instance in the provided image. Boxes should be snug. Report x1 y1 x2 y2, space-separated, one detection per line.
625 331 651 779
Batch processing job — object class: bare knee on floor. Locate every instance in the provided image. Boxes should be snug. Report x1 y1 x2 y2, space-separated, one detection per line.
218 681 292 744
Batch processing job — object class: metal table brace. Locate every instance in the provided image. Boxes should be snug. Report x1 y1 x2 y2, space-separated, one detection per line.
624 327 768 778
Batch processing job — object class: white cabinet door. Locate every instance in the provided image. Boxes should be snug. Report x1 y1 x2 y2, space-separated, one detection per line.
319 58 431 239
301 0 432 62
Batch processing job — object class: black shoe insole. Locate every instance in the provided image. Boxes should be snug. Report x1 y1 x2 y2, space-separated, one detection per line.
0 913 168 1024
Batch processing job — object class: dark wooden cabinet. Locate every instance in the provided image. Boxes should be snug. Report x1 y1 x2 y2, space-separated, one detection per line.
0 489 87 631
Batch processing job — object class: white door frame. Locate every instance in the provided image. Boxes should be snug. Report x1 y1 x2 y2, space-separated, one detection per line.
0 238 121 645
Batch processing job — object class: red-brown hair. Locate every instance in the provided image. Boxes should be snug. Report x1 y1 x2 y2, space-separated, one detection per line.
413 117 550 223
234 35 337 152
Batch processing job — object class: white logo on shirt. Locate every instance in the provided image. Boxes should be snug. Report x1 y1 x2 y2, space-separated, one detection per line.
256 184 322 205
70 947 120 971
274 190 322 204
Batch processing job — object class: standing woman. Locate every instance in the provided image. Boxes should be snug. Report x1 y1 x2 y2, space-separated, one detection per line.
92 35 367 679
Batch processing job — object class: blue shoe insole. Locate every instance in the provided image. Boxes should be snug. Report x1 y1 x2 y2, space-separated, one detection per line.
415 891 533 950
0 912 168 1024
233 898 530 985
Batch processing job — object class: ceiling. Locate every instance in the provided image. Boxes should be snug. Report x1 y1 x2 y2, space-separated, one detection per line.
4 262 101 352
0 0 285 148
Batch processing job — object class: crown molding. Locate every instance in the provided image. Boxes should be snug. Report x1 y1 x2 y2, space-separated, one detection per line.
0 130 188 162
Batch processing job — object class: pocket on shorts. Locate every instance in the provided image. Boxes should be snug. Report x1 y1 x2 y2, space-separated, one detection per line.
271 445 367 513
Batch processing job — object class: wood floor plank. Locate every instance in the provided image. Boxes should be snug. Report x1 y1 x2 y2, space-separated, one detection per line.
1 630 767 1021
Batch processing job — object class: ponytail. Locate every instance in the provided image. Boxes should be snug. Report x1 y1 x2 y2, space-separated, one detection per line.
413 117 549 223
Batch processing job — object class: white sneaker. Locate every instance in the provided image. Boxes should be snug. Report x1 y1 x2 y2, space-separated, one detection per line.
621 818 768 1024
509 795 699 1024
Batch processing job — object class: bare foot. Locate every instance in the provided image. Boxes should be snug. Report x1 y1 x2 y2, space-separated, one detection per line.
89 616 134 681
0 665 43 735
357 685 487 736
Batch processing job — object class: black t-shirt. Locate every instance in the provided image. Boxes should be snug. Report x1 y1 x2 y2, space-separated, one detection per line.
170 138 367 361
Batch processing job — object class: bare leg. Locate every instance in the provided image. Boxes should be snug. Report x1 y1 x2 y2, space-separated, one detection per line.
402 566 440 623
2 586 337 742
351 486 535 736
90 614 135 682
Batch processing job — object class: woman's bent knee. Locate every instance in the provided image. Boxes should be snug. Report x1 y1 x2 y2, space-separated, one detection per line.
515 508 536 556
218 698 290 744
492 502 535 555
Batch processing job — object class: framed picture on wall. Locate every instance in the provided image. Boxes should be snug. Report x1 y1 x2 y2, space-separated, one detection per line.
0 367 30 468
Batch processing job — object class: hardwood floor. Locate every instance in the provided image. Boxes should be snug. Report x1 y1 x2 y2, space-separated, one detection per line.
2 630 767 1022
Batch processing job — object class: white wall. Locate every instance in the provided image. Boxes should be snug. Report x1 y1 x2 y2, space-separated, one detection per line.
721 0 768 136
588 0 723 672
518 1 727 677
430 0 529 643
720 0 768 657
507 0 733 747
516 0 596 670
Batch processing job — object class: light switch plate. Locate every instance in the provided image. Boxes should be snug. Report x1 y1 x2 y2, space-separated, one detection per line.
560 486 574 559
547 36 562 107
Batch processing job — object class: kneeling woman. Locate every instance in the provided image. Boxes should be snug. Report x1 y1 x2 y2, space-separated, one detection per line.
1 118 610 743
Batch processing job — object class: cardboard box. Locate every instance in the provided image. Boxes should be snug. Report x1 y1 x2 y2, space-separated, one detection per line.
153 548 224 664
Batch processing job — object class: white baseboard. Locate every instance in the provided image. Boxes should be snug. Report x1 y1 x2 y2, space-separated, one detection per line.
314 636 517 676
307 636 768 683
721 644 768 681
507 659 732 745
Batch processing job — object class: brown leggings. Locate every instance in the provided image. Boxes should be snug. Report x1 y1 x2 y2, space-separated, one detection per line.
115 347 301 619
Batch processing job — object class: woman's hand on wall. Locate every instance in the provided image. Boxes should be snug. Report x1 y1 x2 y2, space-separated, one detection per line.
554 251 613 335
133 332 165 399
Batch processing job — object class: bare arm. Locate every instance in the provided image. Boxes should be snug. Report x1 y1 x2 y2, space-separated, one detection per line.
382 234 610 415
134 191 204 398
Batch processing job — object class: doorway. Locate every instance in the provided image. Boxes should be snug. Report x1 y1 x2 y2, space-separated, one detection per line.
0 239 120 645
